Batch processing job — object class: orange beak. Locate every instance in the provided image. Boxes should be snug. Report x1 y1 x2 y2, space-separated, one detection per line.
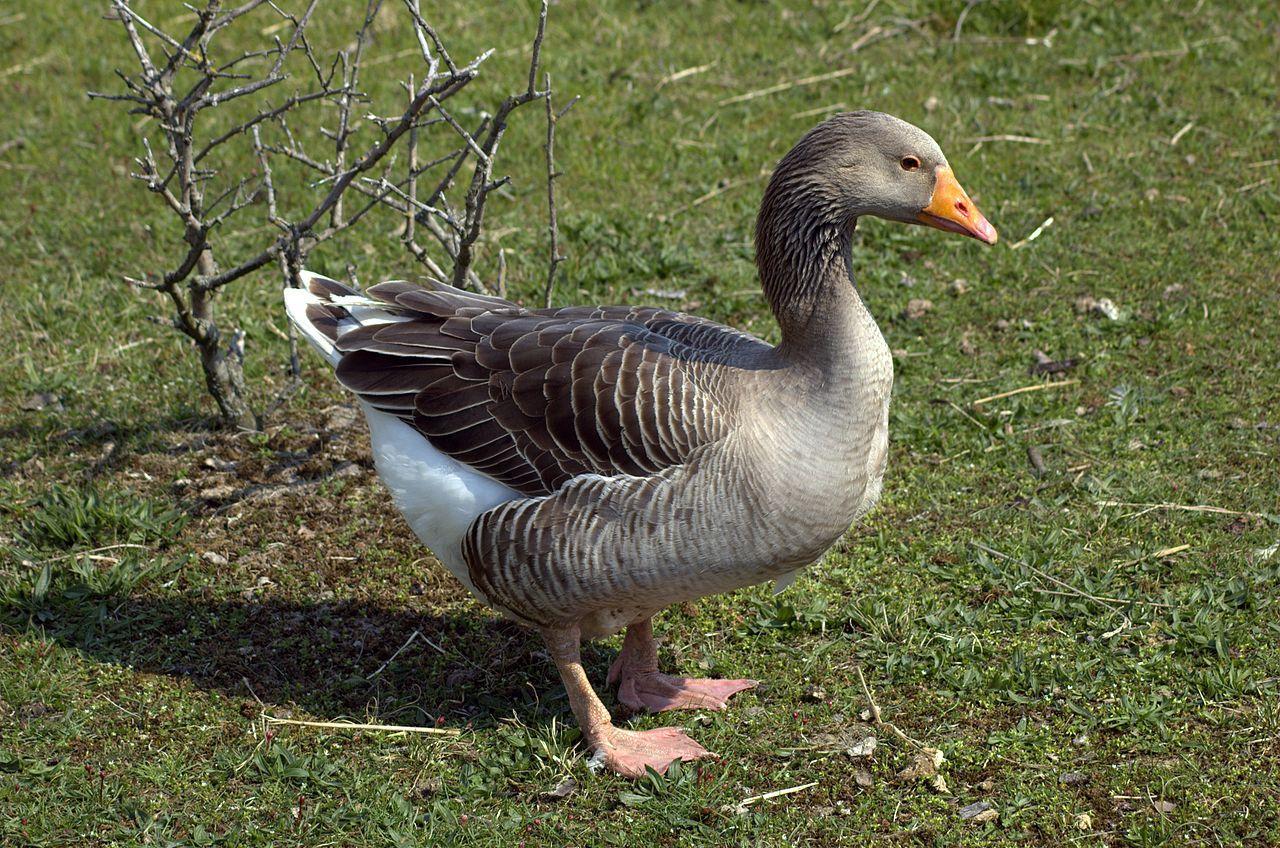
917 166 998 245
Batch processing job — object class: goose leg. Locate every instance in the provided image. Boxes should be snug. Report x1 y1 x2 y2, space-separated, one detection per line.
607 617 758 713
542 625 713 778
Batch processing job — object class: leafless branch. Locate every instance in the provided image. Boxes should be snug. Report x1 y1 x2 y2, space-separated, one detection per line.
542 74 577 308
94 0 570 427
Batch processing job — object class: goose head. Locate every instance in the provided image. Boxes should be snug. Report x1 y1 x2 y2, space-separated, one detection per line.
765 111 998 245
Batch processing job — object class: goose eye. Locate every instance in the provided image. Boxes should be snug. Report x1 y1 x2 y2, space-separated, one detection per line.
900 156 921 172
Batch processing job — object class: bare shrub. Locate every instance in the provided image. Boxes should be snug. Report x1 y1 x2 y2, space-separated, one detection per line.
91 0 570 428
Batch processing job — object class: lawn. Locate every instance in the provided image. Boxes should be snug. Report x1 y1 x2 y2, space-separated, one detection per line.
2 0 1279 845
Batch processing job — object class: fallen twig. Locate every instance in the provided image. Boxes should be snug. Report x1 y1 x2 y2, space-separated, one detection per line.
1168 121 1195 146
0 52 54 79
1009 216 1054 250
972 542 1171 615
262 714 461 736
718 26 899 106
667 174 760 217
29 543 150 566
967 134 1050 145
1096 501 1274 520
369 629 421 679
656 61 714 90
971 378 1077 406
856 666 925 749
1103 36 1233 65
733 781 819 813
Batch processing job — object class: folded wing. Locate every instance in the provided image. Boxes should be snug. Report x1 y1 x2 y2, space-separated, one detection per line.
301 274 768 496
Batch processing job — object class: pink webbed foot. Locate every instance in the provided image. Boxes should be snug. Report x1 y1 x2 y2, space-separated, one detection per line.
609 659 758 713
590 725 714 778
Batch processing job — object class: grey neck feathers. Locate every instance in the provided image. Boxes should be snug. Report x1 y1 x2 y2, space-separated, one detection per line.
754 168 867 366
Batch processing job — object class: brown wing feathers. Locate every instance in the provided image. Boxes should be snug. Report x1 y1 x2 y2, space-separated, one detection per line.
308 276 757 496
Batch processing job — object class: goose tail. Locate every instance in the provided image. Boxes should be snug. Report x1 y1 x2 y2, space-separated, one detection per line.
283 270 407 368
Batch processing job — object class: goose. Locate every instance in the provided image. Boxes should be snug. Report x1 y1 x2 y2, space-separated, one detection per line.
283 111 996 778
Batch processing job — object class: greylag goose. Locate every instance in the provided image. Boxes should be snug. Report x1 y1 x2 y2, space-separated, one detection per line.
284 111 996 778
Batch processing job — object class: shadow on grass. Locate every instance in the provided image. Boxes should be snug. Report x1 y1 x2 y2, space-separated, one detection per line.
3 593 596 729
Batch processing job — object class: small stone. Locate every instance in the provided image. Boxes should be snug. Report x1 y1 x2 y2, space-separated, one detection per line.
971 808 998 823
1153 799 1176 814
1093 297 1123 320
959 331 976 357
1075 812 1093 830
323 404 360 431
1059 771 1088 786
1073 295 1124 320
903 298 934 320
21 392 62 412
854 769 873 788
1030 350 1078 376
977 778 995 792
1071 733 1090 747
803 685 827 703
950 278 970 295
896 748 944 783
643 287 687 301
847 736 877 759
959 801 993 820
542 776 578 801
202 551 230 567
198 483 236 501
924 95 941 113
330 461 363 480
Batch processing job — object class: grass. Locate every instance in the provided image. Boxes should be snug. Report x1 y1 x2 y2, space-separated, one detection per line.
2 0 1279 845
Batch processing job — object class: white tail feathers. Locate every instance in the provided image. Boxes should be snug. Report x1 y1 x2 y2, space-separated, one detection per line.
283 270 410 368
283 282 341 366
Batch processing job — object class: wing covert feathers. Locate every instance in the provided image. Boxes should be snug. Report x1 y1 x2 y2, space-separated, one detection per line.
288 271 768 497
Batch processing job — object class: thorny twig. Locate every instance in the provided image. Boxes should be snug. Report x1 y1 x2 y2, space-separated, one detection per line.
855 666 926 750
541 74 578 307
93 0 569 427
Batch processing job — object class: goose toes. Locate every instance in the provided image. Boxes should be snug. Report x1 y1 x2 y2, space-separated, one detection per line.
617 672 758 713
592 726 714 778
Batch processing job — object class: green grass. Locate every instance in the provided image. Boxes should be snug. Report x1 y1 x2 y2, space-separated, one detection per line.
2 0 1279 845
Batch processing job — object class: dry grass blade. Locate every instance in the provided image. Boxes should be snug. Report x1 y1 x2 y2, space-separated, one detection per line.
972 542 1171 614
717 26 899 106
856 666 926 749
733 781 819 812
656 62 714 90
1096 501 1273 520
967 134 1050 145
263 714 462 736
971 379 1077 406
